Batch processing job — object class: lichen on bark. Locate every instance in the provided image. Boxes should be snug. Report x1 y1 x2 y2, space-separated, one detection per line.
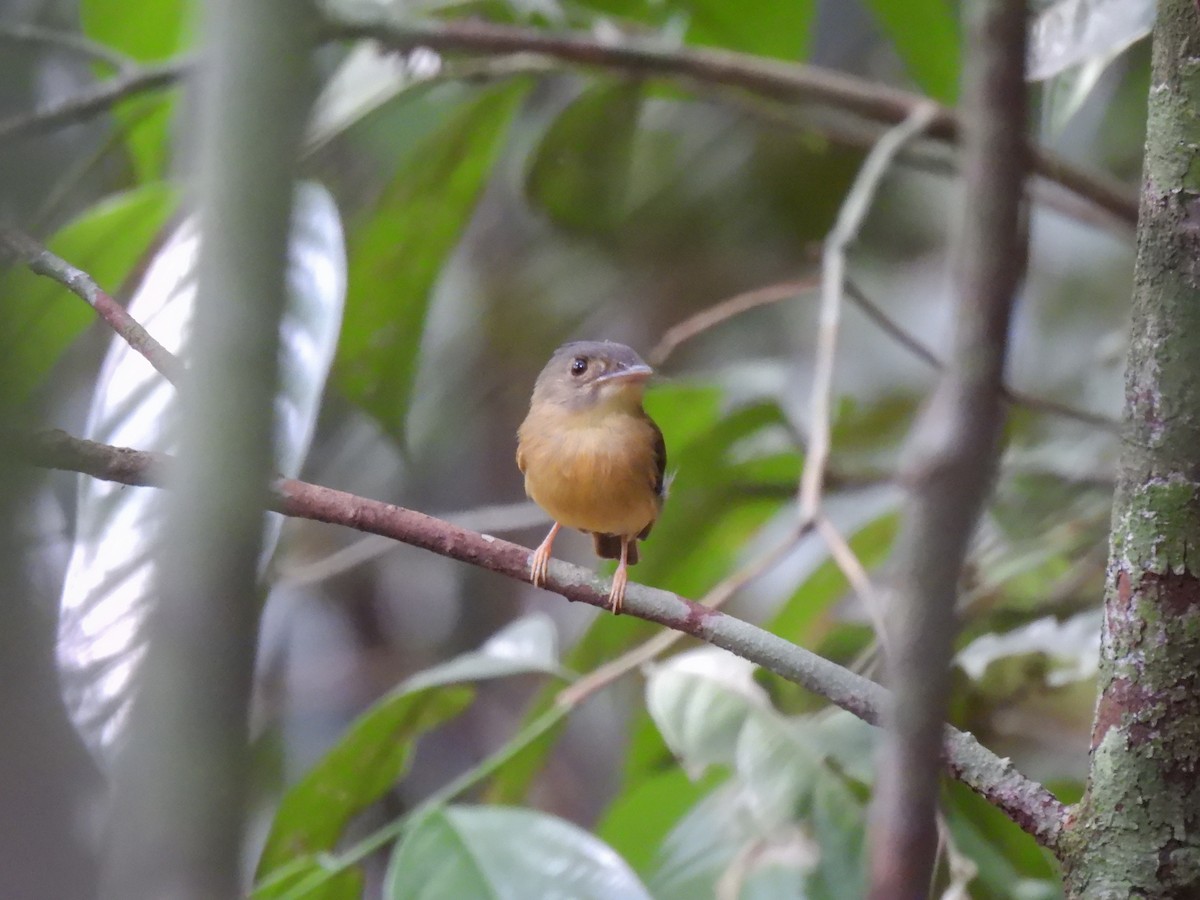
1062 1 1200 896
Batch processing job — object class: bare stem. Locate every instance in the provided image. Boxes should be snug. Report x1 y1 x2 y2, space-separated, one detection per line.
868 0 1031 895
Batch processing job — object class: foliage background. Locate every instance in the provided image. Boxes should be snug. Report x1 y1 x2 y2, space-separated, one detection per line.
0 0 1148 896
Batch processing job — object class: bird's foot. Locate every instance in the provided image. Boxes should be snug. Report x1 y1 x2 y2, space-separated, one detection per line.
530 523 560 588
608 563 628 615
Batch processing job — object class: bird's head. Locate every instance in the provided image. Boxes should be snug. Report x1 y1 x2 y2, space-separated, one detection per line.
532 340 653 415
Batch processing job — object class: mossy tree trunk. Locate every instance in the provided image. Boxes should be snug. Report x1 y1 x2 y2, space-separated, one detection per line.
1060 1 1200 895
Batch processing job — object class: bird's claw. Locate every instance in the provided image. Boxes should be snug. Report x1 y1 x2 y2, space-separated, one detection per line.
608 565 628 615
530 543 551 588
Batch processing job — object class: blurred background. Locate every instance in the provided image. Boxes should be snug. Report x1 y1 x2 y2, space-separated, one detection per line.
0 0 1146 896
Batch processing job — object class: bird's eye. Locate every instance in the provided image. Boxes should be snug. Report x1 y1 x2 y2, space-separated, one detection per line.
571 357 588 376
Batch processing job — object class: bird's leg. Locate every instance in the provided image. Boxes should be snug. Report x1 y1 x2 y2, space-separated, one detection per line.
608 539 630 615
530 522 561 588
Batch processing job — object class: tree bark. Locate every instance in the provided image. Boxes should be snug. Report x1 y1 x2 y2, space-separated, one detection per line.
1061 1 1200 895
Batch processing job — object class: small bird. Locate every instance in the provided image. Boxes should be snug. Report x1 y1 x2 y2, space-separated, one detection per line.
517 341 667 614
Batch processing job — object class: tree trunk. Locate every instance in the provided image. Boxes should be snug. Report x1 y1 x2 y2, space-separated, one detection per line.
1061 1 1200 895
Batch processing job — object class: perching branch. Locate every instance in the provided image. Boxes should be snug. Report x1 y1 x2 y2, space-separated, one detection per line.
15 427 1066 851
869 0 1030 896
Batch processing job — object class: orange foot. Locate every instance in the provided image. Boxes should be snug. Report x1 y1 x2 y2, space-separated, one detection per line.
530 522 560 588
608 542 630 615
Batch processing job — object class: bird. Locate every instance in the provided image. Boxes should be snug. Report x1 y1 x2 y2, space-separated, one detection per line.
516 340 667 614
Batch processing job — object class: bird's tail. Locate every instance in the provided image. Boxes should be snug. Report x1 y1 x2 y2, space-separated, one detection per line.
593 533 638 565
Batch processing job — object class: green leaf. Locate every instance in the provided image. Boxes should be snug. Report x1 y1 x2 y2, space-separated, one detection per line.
337 82 526 439
637 390 790 597
0 184 176 408
597 765 727 875
386 805 653 899
803 776 867 900
81 0 188 179
526 81 642 233
733 706 824 823
403 613 574 689
645 647 769 777
563 0 664 22
256 685 474 880
646 783 748 900
861 0 961 102
1028 0 1154 82
682 0 816 60
253 862 362 900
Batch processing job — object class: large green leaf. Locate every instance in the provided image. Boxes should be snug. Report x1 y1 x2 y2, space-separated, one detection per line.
803 776 867 900
681 0 816 60
861 0 961 102
597 764 727 875
526 81 642 233
645 647 771 778
256 613 576 895
0 184 175 407
338 82 526 438
255 685 475 885
404 612 574 689
646 783 749 900
81 0 188 179
386 805 653 899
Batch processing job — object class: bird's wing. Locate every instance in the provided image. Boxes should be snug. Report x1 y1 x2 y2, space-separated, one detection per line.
650 419 667 498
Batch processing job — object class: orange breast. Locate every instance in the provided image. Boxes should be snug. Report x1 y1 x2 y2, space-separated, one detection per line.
518 408 661 538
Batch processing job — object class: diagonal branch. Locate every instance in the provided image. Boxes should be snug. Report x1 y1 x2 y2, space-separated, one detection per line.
323 11 1136 228
0 228 183 384
0 59 186 143
0 18 1135 229
0 23 136 72
15 426 1066 852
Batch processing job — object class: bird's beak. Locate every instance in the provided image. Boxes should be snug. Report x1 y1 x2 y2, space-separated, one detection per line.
595 364 653 386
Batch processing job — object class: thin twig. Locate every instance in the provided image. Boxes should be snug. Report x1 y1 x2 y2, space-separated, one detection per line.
648 277 819 366
0 58 185 143
800 103 940 523
0 23 137 72
0 15 1136 228
16 426 1067 852
647 270 1115 433
325 11 1137 227
0 227 183 384
816 515 888 648
844 279 1119 432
